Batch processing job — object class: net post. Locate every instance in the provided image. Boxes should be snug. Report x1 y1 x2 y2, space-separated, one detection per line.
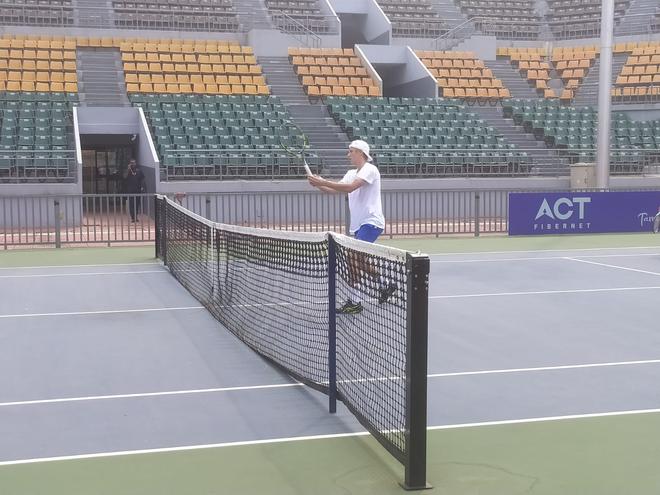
327 234 337 414
54 199 61 249
474 193 480 238
160 196 168 265
402 252 431 490
155 195 161 259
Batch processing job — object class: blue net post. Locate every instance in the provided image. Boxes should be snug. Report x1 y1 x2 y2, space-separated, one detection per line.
328 234 337 414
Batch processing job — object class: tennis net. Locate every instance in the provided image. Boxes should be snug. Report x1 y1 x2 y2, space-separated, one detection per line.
155 194 430 489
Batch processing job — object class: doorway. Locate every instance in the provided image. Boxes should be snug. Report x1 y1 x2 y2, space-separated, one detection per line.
82 147 133 195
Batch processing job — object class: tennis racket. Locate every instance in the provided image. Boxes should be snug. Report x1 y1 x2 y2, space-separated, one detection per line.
279 124 313 176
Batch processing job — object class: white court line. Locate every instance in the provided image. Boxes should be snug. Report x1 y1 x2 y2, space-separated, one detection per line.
431 252 660 263
566 257 660 277
2 358 658 409
0 306 205 319
430 285 660 299
0 382 304 408
0 262 158 271
1 408 660 466
428 359 660 378
0 270 166 279
426 245 660 257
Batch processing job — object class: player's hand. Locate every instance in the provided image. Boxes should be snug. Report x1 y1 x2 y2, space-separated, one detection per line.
308 175 325 187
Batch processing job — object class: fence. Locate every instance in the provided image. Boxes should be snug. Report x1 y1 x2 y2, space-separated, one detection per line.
1 190 513 248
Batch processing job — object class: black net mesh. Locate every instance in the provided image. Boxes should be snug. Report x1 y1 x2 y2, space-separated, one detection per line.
156 195 421 471
333 235 409 463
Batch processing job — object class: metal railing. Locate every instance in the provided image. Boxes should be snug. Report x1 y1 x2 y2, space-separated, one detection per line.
154 147 660 181
271 12 323 48
431 13 660 46
432 17 481 51
0 150 78 183
1 194 155 248
390 18 454 39
3 187 658 248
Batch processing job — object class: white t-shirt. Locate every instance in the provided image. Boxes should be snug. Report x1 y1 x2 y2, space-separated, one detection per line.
340 162 385 233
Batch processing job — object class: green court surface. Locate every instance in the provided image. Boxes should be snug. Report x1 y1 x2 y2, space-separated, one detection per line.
1 232 658 267
1 232 659 494
2 413 659 495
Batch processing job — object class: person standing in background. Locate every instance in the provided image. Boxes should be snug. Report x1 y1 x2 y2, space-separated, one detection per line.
124 158 145 222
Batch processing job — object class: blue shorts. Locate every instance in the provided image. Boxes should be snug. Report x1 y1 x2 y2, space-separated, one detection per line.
354 224 383 243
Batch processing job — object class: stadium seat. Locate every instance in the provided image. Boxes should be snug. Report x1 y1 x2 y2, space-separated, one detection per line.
325 95 529 176
123 40 267 96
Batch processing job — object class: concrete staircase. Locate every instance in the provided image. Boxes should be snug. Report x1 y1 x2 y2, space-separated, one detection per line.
428 0 469 31
573 53 628 107
235 0 272 30
487 59 539 99
287 105 351 176
259 56 309 105
74 0 113 27
77 48 129 107
472 104 570 174
615 0 658 36
259 56 350 175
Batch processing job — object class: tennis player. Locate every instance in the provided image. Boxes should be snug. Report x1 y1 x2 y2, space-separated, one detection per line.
308 139 396 314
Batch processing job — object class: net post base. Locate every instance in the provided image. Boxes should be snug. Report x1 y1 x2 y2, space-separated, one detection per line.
399 481 433 491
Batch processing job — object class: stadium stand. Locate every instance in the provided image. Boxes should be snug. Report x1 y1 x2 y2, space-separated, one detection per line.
551 45 598 102
375 0 448 38
612 43 660 102
121 40 268 96
0 91 77 178
112 0 239 31
504 98 660 173
546 0 630 39
265 0 331 33
326 96 529 176
130 93 318 179
496 47 554 97
417 50 510 100
0 0 74 27
288 48 382 98
455 0 541 39
0 35 78 179
0 37 78 93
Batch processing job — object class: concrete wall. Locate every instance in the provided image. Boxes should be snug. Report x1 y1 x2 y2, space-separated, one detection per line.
77 107 141 135
356 44 436 97
136 108 160 194
330 0 391 46
455 35 497 60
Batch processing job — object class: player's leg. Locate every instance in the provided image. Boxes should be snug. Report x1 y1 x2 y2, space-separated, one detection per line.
355 224 397 303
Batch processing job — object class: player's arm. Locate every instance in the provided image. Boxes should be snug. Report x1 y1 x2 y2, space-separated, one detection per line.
309 175 365 193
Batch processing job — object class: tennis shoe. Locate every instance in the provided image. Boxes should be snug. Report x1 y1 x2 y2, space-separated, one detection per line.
336 299 363 314
378 283 397 304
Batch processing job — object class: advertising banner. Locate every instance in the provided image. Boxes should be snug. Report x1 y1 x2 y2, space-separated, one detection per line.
508 191 660 235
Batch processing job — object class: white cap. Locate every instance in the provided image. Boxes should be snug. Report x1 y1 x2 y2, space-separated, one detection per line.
349 139 373 162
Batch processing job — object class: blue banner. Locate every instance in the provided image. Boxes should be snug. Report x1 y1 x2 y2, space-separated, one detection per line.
508 191 660 235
